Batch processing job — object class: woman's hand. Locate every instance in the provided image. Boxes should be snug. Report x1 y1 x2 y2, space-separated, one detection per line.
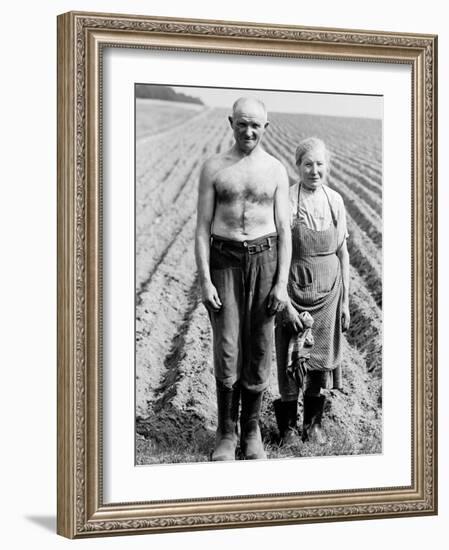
341 302 350 332
282 304 304 333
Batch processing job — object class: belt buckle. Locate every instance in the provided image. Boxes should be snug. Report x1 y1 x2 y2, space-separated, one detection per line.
247 244 257 254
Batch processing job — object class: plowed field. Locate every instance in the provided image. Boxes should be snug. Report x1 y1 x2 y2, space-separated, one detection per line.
135 98 382 464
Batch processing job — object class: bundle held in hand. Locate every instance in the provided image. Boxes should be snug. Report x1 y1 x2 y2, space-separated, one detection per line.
286 312 314 388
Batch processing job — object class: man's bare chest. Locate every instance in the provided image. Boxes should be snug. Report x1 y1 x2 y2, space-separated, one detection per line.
214 164 276 206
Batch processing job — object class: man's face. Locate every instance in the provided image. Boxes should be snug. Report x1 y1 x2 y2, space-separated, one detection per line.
229 102 268 154
298 146 328 190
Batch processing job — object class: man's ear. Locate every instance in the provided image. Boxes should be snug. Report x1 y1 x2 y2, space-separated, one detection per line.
264 121 270 129
228 116 233 127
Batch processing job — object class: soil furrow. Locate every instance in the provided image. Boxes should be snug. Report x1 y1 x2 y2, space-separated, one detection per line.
330 163 382 214
136 211 196 306
136 215 197 416
346 216 382 307
347 266 382 376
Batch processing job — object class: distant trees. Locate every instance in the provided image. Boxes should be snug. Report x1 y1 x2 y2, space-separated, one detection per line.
135 84 203 105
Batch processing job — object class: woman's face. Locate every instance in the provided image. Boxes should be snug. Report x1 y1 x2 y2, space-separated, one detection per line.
298 146 328 191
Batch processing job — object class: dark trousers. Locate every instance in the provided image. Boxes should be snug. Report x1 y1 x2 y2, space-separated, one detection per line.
209 233 278 392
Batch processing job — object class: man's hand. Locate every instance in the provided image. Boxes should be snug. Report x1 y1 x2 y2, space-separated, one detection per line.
201 281 222 313
267 283 289 315
341 302 351 332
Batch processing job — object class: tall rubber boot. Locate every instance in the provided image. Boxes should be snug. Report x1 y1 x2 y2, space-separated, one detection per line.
240 388 266 460
273 398 300 446
211 382 239 461
302 394 326 445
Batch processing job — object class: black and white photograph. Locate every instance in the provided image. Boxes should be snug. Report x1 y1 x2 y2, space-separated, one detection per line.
135 84 383 465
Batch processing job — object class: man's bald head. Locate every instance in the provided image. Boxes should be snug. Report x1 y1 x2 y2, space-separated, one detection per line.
228 97 269 155
231 97 268 123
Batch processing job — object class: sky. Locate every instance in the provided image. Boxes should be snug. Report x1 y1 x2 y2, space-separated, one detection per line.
172 85 382 119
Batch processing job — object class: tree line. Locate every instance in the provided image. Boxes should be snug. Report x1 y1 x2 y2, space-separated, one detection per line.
135 84 203 105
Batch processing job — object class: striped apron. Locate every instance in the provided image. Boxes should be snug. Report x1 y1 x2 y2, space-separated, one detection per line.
288 184 343 383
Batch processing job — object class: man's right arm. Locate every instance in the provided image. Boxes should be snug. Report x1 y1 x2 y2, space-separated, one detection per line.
194 160 222 313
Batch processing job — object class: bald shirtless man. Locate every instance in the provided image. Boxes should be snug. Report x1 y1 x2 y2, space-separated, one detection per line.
195 97 291 461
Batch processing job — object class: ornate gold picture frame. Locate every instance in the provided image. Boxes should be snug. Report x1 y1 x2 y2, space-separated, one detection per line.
57 11 437 538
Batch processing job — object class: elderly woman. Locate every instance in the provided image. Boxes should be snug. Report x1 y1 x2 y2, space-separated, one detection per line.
274 137 350 446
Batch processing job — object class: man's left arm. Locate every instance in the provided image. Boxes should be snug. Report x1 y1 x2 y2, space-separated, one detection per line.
267 165 292 315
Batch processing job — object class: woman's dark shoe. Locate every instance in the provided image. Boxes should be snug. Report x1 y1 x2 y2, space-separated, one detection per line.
273 398 301 446
302 394 326 445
